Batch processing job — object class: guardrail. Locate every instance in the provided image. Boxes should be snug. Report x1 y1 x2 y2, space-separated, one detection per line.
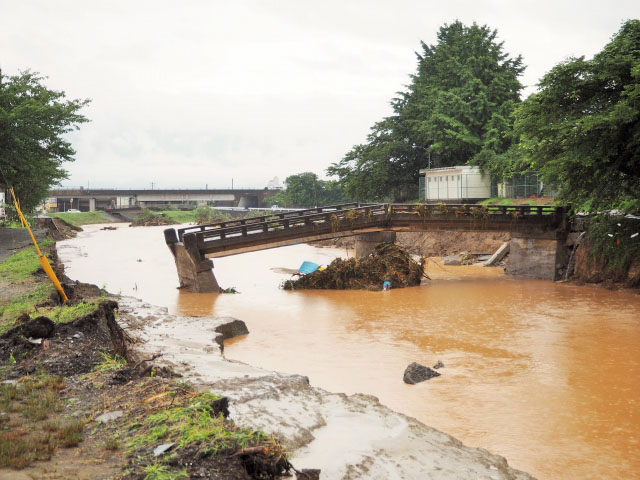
190 204 387 246
176 202 376 241
389 203 561 216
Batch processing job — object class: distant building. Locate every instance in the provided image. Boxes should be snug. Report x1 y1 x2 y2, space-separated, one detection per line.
418 167 549 203
267 176 282 189
419 166 491 203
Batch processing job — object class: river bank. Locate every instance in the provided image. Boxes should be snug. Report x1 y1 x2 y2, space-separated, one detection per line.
1 227 536 478
117 296 534 479
0 240 295 479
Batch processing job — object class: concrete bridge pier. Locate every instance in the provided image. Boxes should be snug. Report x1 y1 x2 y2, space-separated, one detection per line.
355 231 397 258
164 229 220 293
505 231 569 281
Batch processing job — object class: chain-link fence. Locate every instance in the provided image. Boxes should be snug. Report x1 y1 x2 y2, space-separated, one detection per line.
497 173 553 198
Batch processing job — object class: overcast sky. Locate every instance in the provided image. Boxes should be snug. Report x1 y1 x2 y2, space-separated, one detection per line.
1 1 638 190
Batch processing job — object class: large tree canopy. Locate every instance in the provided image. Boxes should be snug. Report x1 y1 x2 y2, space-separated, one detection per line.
0 70 90 213
329 21 524 201
515 20 640 212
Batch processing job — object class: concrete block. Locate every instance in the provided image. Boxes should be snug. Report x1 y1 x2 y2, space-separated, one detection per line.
505 237 558 280
484 242 510 266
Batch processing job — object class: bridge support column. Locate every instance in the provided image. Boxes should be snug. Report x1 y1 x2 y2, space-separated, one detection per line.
355 231 396 258
505 232 569 281
164 229 220 293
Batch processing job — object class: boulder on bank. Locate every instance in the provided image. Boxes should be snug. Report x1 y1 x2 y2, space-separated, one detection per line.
214 318 249 352
403 362 441 384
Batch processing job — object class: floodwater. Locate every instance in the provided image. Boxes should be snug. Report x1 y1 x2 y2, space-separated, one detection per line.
58 223 640 480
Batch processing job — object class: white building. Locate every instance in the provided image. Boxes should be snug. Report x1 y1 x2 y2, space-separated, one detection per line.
419 166 492 202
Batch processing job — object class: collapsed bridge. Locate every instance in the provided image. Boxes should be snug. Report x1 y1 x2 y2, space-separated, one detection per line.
163 203 569 292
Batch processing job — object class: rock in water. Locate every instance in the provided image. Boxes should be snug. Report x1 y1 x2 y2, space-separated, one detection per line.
214 318 249 352
403 362 441 384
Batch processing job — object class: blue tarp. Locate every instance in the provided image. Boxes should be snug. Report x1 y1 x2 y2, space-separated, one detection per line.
298 261 320 274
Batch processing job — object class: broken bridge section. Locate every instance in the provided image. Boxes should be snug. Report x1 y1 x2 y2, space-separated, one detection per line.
164 203 569 292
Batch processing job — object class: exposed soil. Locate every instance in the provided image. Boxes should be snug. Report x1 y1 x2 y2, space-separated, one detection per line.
37 216 82 241
572 239 640 289
0 301 127 377
396 230 510 257
0 245 296 480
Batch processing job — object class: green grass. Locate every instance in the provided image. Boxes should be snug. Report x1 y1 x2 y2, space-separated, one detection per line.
47 211 112 226
479 197 557 206
127 391 273 456
33 300 102 324
158 209 232 225
0 289 103 335
158 210 197 223
0 284 54 330
0 244 104 332
0 238 53 282
93 352 127 373
143 464 188 480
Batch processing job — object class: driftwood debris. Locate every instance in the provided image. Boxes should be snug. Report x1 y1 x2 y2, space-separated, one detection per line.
283 243 425 291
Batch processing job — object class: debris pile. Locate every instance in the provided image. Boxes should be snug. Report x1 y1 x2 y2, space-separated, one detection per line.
283 243 425 291
130 209 177 227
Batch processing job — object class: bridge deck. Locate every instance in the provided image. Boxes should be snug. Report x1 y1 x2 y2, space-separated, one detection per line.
165 203 566 259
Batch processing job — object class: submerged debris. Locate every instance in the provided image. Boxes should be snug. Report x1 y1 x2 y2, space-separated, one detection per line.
283 242 425 291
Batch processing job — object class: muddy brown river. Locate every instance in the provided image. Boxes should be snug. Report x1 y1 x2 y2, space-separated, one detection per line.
58 223 640 479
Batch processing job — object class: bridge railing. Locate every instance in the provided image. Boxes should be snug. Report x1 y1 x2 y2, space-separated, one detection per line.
185 204 389 246
389 203 562 217
177 202 376 241
177 203 566 253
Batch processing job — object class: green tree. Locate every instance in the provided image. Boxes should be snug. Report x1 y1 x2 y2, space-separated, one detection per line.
0 69 90 213
515 20 640 212
329 21 524 200
267 172 347 207
284 172 319 206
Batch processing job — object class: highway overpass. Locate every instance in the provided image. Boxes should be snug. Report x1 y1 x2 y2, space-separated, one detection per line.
49 188 275 211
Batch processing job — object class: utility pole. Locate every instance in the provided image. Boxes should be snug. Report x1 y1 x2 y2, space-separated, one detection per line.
151 181 155 190
314 178 318 207
231 178 234 190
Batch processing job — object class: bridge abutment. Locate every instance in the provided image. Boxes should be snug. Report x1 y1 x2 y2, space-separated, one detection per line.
355 231 397 258
164 229 220 293
505 232 569 281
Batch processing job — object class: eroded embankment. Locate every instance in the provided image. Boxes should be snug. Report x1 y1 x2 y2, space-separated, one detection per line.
313 231 510 257
117 296 534 479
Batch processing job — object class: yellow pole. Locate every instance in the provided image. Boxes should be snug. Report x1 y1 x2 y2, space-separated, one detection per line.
9 188 69 303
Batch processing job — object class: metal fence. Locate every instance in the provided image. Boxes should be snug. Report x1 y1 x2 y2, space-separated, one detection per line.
500 173 544 198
